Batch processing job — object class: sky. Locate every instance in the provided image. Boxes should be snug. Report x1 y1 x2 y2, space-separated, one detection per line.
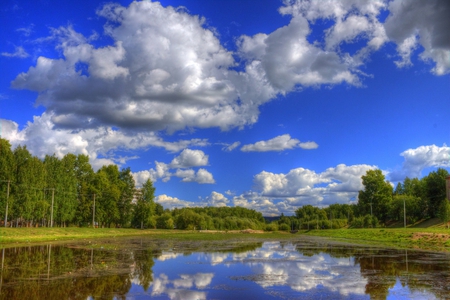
1 0 449 216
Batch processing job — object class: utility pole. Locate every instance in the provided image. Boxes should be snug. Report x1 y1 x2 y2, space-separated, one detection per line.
50 189 54 228
92 194 96 228
3 180 10 227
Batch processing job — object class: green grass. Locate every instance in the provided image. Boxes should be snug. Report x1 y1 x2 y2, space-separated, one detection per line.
301 228 450 251
2 226 450 252
0 227 293 246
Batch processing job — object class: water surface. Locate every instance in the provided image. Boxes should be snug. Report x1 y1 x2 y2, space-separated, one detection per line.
1 237 449 299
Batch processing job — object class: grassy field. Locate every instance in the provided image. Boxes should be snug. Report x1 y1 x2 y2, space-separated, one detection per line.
301 227 450 251
0 227 292 246
2 226 450 252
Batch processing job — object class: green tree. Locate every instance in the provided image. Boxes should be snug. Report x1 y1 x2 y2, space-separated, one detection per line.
438 200 450 229
423 168 449 218
74 154 94 226
0 138 15 225
118 167 135 227
133 179 156 229
357 169 393 223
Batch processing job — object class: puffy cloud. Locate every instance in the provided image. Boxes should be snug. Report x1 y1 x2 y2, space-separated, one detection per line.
202 192 229 207
169 149 209 168
241 134 318 152
137 149 215 184
1 46 29 58
233 194 283 217
234 164 376 215
151 273 213 299
389 144 450 181
1 114 208 171
12 1 246 133
155 194 195 209
176 168 215 184
384 0 450 75
238 16 360 92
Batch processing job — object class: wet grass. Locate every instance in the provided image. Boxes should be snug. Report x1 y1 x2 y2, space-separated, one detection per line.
301 228 450 251
3 227 450 252
0 227 294 247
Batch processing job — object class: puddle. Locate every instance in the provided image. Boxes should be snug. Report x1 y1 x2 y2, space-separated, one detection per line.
0 237 449 299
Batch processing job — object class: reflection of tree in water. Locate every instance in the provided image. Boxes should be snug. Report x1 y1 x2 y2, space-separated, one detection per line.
0 239 263 299
295 243 450 300
0 245 132 300
133 248 156 291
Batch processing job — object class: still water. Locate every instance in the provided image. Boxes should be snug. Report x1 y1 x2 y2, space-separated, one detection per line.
0 237 449 299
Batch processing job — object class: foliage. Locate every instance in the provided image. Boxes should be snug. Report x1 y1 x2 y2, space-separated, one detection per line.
437 200 450 229
357 169 393 223
350 215 379 228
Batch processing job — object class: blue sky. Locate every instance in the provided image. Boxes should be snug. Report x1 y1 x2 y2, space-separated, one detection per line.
1 0 449 216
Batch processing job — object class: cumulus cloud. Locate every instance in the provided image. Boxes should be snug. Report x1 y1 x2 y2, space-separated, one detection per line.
384 0 450 75
202 191 229 207
151 273 213 299
12 2 246 133
389 144 450 181
1 46 29 58
155 194 195 209
241 134 318 152
133 149 215 185
169 149 209 168
1 114 208 171
231 164 376 216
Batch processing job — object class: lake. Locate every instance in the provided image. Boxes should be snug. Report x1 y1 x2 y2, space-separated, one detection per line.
0 236 449 299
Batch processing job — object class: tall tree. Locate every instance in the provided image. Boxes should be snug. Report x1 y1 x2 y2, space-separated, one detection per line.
0 138 15 225
357 169 393 223
133 179 156 229
74 154 94 226
423 168 449 218
58 154 78 226
118 167 135 227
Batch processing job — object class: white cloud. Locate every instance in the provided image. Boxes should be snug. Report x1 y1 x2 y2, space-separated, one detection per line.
1 46 29 58
136 149 215 184
384 0 450 75
155 194 196 209
151 273 213 299
202 191 229 207
177 168 215 184
12 2 246 133
241 134 318 152
1 114 208 171
231 164 376 216
169 149 209 168
221 141 241 152
389 144 450 181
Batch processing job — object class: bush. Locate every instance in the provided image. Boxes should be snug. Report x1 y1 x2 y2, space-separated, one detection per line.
279 223 290 231
265 223 278 231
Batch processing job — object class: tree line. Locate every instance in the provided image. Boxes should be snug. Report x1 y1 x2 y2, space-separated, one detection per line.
0 138 160 228
283 168 449 230
0 138 266 229
1 138 448 230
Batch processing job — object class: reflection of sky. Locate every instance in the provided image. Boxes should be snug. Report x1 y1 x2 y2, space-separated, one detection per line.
387 279 437 300
128 242 439 299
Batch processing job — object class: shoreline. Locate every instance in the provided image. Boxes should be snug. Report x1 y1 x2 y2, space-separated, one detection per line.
1 227 450 252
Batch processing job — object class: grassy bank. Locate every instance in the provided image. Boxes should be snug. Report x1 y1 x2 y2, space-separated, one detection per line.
2 227 450 252
0 227 292 246
302 228 450 251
